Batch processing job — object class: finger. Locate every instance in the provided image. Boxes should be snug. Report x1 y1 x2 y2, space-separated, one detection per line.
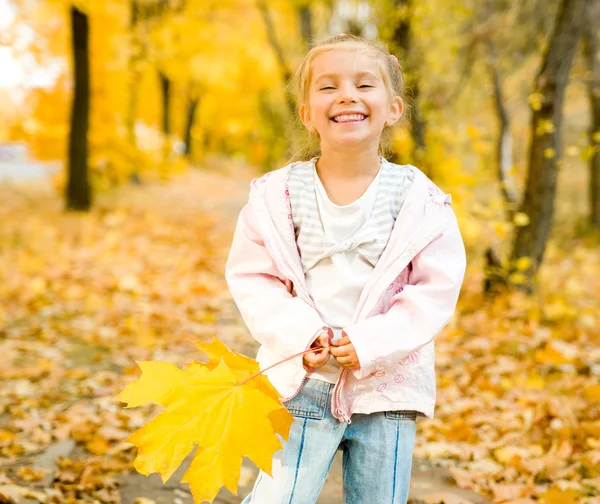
318 355 331 366
333 354 356 365
307 350 325 363
329 344 353 357
313 351 328 361
306 357 327 369
318 333 331 346
305 355 320 366
311 339 329 352
332 336 351 346
308 349 329 363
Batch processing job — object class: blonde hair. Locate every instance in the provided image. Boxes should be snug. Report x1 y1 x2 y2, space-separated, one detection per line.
287 33 407 162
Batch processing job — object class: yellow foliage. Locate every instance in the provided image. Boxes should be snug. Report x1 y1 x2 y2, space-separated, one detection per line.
516 256 532 272
8 0 292 179
584 385 600 403
536 119 555 136
581 145 598 162
513 212 530 227
494 221 511 238
524 372 545 390
466 124 482 139
116 338 294 504
528 91 544 111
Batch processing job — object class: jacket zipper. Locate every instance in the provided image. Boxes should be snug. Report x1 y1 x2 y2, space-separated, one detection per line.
282 373 309 402
331 284 384 424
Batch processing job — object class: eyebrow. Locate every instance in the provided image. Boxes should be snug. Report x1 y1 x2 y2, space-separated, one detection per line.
313 71 379 84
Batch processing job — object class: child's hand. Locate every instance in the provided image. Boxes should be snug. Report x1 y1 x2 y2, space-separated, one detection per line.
303 332 331 370
330 332 360 370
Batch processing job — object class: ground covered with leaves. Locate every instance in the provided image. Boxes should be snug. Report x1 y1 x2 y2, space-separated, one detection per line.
0 162 599 504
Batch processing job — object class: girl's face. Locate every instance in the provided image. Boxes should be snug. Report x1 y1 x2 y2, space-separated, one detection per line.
300 48 403 154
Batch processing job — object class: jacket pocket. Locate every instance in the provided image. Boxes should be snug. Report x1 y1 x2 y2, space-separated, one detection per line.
283 378 330 419
385 410 418 421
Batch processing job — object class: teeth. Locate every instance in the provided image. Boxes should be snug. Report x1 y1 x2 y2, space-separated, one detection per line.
333 114 365 123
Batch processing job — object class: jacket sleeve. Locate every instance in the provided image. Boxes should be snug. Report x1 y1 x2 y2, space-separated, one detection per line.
225 202 332 359
343 205 466 380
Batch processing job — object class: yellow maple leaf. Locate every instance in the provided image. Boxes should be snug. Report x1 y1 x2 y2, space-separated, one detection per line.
116 338 294 504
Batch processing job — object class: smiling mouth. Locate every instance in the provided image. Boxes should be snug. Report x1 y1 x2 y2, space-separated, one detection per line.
331 114 367 123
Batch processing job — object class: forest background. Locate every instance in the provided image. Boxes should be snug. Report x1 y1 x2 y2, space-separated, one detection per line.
0 0 599 503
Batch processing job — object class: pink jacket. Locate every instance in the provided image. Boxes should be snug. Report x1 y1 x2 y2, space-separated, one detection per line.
225 161 466 423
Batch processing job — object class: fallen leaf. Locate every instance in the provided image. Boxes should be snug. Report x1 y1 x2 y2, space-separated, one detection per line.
539 486 579 504
16 466 47 482
490 481 532 501
86 435 110 455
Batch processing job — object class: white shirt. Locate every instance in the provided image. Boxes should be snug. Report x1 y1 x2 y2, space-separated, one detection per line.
305 164 381 382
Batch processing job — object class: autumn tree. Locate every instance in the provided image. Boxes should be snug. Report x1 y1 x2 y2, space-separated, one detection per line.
389 0 426 167
66 5 91 211
182 90 201 158
509 0 586 287
448 0 561 295
153 0 185 158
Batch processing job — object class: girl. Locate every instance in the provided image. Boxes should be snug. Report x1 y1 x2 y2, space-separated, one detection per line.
226 34 466 504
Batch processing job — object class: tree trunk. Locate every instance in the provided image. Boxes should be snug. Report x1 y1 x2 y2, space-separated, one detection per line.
345 20 363 36
127 0 142 183
66 6 91 211
159 71 171 138
509 0 585 286
183 96 200 158
583 0 600 229
489 41 517 222
391 0 426 166
127 0 139 148
484 43 516 296
298 5 313 48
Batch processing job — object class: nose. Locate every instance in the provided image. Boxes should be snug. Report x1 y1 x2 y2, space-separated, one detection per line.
336 81 359 103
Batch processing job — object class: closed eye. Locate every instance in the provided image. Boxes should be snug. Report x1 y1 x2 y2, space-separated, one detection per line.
358 85 373 88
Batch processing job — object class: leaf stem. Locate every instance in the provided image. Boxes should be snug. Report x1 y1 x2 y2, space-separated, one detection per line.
237 346 325 386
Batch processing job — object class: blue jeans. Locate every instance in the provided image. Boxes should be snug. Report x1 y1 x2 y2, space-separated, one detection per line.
241 378 417 504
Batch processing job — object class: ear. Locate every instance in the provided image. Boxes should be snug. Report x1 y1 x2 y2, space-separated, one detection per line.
299 103 315 131
386 97 404 126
